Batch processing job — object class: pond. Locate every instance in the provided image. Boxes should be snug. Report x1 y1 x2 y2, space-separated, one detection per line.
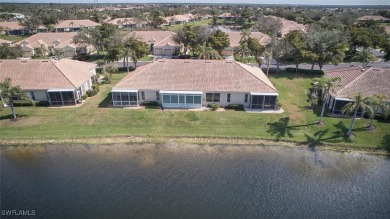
1 144 389 218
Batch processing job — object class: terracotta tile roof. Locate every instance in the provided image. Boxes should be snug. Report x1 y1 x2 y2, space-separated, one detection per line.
16 32 77 49
0 39 12 44
55 20 100 29
0 21 24 30
225 31 271 47
106 17 145 25
128 31 180 47
113 59 278 93
218 13 235 18
0 59 96 90
324 66 390 101
267 16 306 36
358 15 390 21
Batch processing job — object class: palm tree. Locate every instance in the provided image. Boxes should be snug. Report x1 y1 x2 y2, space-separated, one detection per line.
313 77 341 125
69 21 75 31
367 94 389 128
342 93 374 137
39 44 48 57
353 49 376 68
197 44 221 60
0 78 32 120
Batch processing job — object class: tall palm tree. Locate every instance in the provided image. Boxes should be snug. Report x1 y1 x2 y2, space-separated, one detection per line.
313 77 341 125
0 78 32 120
367 94 389 128
197 44 221 60
342 93 374 137
353 49 376 68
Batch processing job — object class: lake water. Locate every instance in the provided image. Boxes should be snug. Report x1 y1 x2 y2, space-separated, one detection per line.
1 144 389 218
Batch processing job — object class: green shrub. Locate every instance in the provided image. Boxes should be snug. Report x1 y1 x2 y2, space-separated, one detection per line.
87 84 100 97
35 101 49 107
13 101 34 107
140 101 160 107
210 103 220 111
225 104 245 111
81 94 88 100
285 68 324 75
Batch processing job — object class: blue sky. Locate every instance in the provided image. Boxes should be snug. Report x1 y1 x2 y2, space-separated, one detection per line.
1 0 389 5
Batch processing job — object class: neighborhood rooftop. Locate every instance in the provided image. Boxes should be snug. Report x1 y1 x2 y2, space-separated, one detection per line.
267 15 307 36
128 31 180 46
55 19 100 29
0 59 96 90
16 32 78 48
225 31 271 47
324 66 390 101
114 59 277 93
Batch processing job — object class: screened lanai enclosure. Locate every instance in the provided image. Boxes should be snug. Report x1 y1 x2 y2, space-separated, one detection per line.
250 93 278 110
328 97 364 116
112 90 138 107
47 90 77 106
161 91 202 108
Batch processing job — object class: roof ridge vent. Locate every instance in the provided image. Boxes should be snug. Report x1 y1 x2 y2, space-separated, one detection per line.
41 60 49 62
226 60 233 63
184 60 191 63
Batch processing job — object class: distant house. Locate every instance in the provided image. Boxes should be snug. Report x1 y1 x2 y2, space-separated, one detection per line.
128 31 181 56
0 22 28 35
36 25 48 33
223 31 271 57
112 59 279 110
0 59 96 106
324 66 390 116
54 20 100 32
218 13 236 19
105 18 147 29
266 16 307 37
164 14 195 25
16 32 93 58
0 12 25 22
358 15 390 23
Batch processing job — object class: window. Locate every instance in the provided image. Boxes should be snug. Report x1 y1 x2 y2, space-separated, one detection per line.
156 92 160 101
206 93 220 102
227 93 231 103
28 91 36 101
244 94 248 103
141 91 145 100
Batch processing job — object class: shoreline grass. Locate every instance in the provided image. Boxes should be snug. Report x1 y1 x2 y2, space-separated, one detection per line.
0 71 389 151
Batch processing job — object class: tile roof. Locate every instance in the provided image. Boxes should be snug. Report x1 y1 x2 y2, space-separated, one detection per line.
267 16 306 36
225 31 271 47
358 15 390 21
0 59 96 90
0 39 12 44
16 32 78 49
324 66 390 101
0 21 24 30
106 17 145 25
218 13 235 18
55 20 100 29
113 59 277 93
128 31 180 47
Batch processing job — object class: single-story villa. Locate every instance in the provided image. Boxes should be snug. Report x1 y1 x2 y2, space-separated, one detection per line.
218 13 236 19
54 19 100 32
16 32 93 58
324 66 390 116
0 21 28 35
265 16 307 37
128 31 181 56
112 59 279 110
105 18 147 29
223 31 271 57
164 14 195 25
0 59 96 106
358 15 390 22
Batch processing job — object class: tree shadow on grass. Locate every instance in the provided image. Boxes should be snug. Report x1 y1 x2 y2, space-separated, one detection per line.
267 117 316 141
98 93 112 108
0 114 26 121
304 128 345 148
380 135 390 152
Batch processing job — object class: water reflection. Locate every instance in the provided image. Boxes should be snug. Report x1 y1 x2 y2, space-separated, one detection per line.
1 144 389 218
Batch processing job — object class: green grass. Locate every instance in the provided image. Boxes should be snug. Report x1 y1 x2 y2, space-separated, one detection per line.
164 19 212 31
139 55 154 61
0 72 389 150
235 56 257 64
0 34 28 42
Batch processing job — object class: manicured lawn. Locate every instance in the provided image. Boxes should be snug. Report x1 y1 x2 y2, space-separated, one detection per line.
0 72 389 150
0 34 28 42
165 19 212 31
